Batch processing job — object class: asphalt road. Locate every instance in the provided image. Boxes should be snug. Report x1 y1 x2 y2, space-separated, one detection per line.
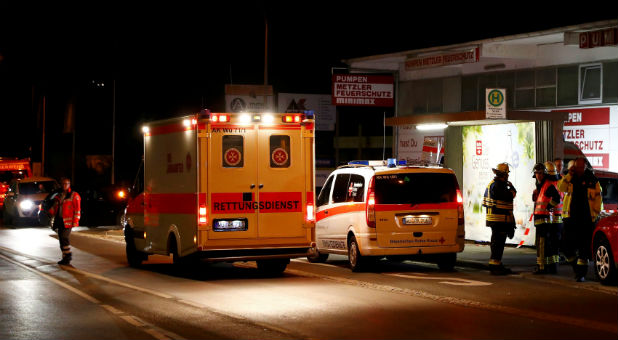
0 224 616 340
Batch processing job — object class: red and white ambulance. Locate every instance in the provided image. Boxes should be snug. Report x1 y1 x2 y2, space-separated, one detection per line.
123 111 316 273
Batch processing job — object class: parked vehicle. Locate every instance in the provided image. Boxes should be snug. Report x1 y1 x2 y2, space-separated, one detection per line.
123 111 316 273
592 213 618 285
0 157 32 211
310 159 465 272
2 176 58 226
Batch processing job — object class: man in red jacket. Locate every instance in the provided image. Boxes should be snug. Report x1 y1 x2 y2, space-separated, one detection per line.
49 177 81 265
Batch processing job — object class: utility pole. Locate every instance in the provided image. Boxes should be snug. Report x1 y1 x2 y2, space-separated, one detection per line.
264 15 268 85
111 79 116 185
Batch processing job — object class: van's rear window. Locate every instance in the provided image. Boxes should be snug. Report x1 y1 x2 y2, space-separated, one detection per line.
374 173 459 205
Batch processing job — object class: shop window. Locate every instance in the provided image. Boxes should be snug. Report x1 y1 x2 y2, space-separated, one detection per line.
496 72 514 109
535 68 556 107
515 70 535 108
461 76 477 111
411 80 428 113
603 61 618 103
579 63 602 104
222 135 243 168
478 74 497 111
270 135 290 168
557 66 578 106
332 174 351 204
427 79 443 113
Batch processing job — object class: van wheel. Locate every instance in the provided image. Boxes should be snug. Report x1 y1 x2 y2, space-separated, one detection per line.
348 236 367 272
257 259 289 275
307 251 329 263
437 253 457 271
2 210 12 226
594 236 617 285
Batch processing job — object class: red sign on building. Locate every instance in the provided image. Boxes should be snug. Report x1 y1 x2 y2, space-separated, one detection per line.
332 74 394 107
580 28 617 48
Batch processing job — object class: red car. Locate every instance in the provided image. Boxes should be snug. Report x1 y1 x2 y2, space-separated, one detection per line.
592 213 618 285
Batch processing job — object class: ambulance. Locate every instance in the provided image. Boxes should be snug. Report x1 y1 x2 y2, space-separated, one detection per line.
123 111 316 274
310 159 465 272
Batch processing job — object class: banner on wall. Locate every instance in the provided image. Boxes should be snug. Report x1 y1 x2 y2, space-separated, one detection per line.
278 93 336 131
462 122 537 246
397 125 444 164
554 107 616 171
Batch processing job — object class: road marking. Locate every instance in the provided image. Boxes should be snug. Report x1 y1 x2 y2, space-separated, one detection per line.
385 273 493 286
0 253 101 304
265 262 618 334
0 252 184 340
0 246 308 340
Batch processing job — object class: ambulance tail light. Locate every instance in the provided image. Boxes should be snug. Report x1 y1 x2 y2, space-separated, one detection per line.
366 176 376 228
199 205 208 225
282 114 303 123
306 203 315 222
456 189 464 225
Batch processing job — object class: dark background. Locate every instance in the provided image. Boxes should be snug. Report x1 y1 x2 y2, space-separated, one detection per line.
0 2 615 186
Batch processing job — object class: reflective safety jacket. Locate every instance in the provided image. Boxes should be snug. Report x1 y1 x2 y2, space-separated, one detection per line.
49 190 81 228
483 179 516 226
533 178 562 225
557 170 602 222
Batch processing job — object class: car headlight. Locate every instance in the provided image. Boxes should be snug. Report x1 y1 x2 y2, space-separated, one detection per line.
19 199 34 211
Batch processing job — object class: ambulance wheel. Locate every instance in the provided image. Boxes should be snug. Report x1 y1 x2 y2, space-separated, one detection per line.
125 227 147 267
437 253 457 271
348 235 366 272
307 250 329 263
2 210 12 226
257 259 289 275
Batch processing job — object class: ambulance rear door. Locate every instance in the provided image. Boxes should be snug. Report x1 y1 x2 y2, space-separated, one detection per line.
208 121 259 239
256 124 306 238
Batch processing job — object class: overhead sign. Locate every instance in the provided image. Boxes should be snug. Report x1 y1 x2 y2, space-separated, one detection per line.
555 107 614 171
331 74 394 107
579 28 617 48
225 84 274 112
485 88 506 119
405 47 479 70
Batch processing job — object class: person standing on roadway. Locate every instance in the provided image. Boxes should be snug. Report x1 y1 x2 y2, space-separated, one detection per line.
531 162 562 274
483 163 517 275
557 157 602 282
48 177 81 265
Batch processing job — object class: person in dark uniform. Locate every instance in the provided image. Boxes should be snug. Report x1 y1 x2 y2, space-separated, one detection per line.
531 162 562 274
483 163 517 275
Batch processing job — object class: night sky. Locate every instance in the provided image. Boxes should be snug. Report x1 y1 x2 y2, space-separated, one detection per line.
0 2 615 184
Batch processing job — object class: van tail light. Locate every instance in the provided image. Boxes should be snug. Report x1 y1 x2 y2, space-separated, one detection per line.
199 205 208 225
366 176 376 228
456 189 464 225
306 203 315 222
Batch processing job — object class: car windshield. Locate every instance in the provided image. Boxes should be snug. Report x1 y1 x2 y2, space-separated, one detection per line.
374 173 459 205
19 181 56 195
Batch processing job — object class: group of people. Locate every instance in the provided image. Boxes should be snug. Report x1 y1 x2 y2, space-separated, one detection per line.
483 157 603 281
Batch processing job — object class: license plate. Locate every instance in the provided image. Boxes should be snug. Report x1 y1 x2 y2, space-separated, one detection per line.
213 218 248 232
403 216 432 225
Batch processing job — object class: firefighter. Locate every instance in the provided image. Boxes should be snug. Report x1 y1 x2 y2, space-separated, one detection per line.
48 177 81 265
483 162 517 275
557 157 602 282
545 161 564 272
553 157 564 179
531 162 562 274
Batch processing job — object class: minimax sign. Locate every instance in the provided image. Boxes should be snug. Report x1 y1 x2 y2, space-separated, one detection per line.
332 74 394 107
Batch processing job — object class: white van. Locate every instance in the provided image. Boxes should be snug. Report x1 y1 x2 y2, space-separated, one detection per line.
310 160 465 271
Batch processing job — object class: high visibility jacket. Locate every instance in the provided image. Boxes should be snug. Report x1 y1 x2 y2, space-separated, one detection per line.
533 179 562 225
49 190 81 228
557 170 602 222
483 179 516 226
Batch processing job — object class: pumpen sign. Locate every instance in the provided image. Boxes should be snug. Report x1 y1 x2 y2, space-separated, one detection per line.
332 74 394 107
